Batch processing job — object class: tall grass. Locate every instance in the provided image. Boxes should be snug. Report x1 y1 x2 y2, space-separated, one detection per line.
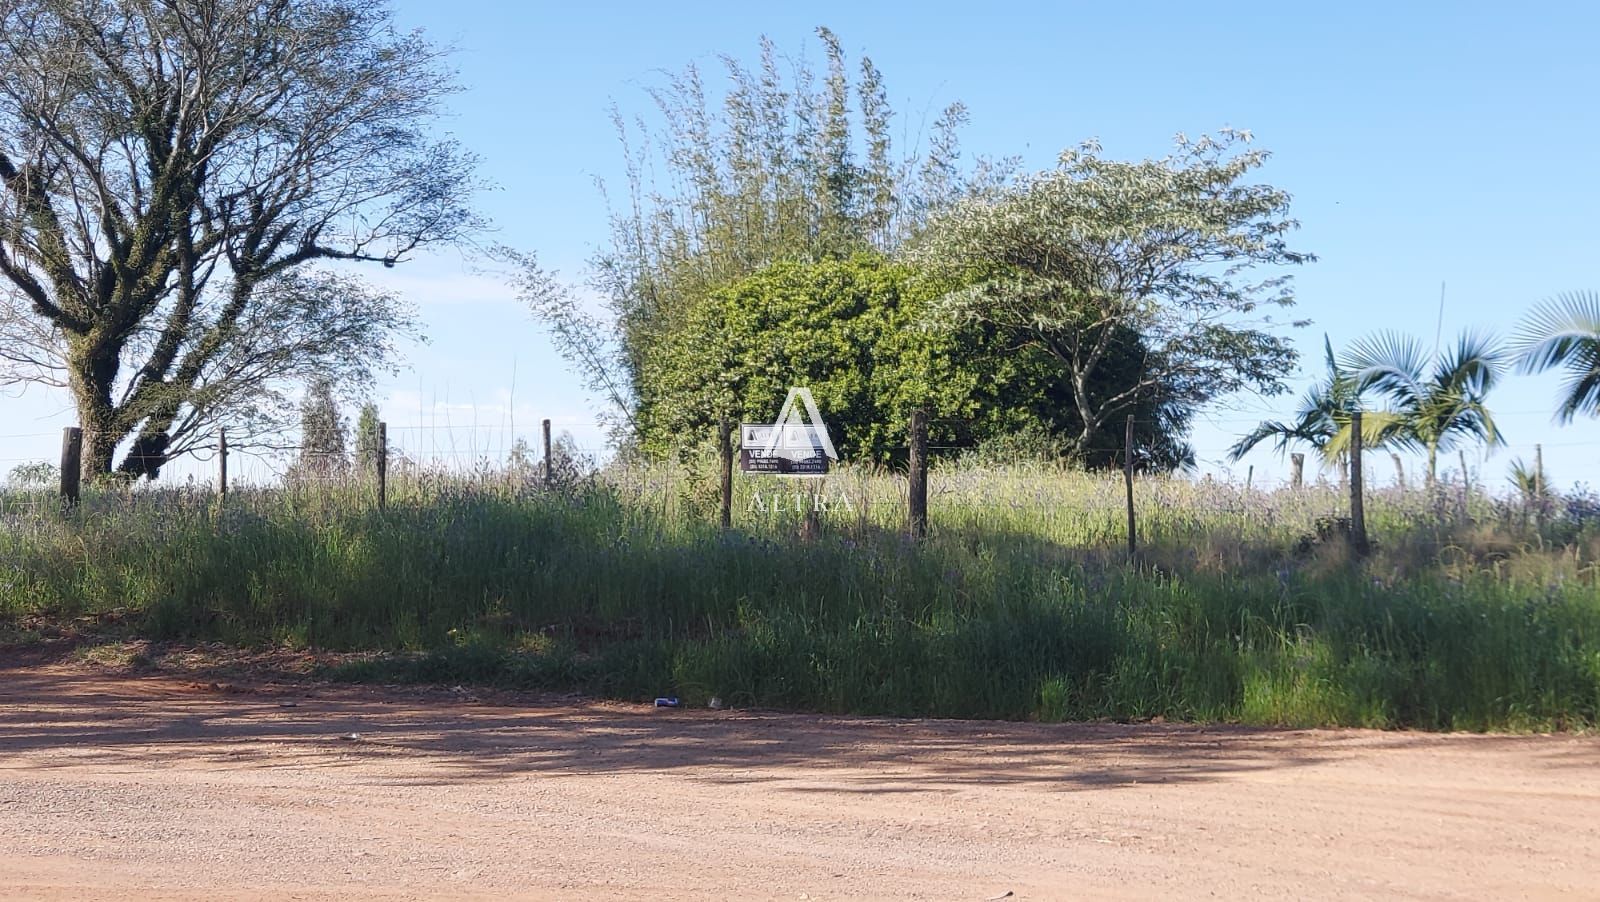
3 463 1599 730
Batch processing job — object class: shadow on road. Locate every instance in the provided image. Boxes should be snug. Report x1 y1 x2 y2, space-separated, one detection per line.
2 660 1596 794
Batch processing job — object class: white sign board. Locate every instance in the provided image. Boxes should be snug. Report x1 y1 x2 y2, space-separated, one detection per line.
739 423 830 474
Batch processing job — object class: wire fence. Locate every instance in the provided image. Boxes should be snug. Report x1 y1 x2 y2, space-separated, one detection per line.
2 415 1595 492
4 414 1593 561
4 408 1597 495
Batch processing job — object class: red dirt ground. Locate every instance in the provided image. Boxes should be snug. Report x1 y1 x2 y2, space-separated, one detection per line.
1 663 1597 899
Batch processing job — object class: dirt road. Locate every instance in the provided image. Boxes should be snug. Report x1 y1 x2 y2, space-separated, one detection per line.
1 664 1596 900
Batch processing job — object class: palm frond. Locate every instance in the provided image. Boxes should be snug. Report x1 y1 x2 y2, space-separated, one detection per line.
1514 291 1600 421
1435 397 1504 449
1435 330 1505 397
1291 383 1338 437
1343 331 1425 405
1320 408 1412 463
1507 456 1550 501
1227 420 1304 462
1556 347 1600 423
1512 291 1600 375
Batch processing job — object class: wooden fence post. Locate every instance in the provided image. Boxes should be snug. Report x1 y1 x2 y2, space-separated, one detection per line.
1290 452 1305 490
376 421 388 510
1124 414 1137 559
1350 410 1369 555
541 418 553 486
907 409 928 539
717 417 733 529
216 428 228 498
59 426 82 512
1534 442 1546 531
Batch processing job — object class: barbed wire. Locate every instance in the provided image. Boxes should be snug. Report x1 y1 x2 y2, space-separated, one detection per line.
6 409 1600 490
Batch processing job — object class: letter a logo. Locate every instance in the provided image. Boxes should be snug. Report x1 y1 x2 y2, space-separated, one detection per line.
761 387 838 462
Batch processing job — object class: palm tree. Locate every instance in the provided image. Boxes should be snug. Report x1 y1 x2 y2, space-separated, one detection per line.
1228 336 1355 463
1507 456 1550 506
1337 330 1505 487
1511 291 1600 422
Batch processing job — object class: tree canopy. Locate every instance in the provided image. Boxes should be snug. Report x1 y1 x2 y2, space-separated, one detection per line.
519 32 1243 469
638 253 1195 468
562 29 1010 440
908 131 1311 459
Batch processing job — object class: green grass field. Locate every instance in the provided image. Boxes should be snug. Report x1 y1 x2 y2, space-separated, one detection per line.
4 463 1599 731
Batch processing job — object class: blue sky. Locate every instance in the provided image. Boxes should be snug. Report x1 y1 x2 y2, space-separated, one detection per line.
3 1 1598 488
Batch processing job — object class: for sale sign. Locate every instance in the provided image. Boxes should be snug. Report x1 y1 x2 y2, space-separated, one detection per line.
739 388 836 477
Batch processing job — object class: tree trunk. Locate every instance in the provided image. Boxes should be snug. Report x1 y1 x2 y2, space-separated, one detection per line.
1072 427 1098 464
118 390 193 480
66 317 194 480
1070 371 1100 464
1426 444 1438 491
120 432 173 481
68 339 123 480
78 422 119 480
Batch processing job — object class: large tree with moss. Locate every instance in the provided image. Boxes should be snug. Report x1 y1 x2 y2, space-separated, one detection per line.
0 0 476 478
